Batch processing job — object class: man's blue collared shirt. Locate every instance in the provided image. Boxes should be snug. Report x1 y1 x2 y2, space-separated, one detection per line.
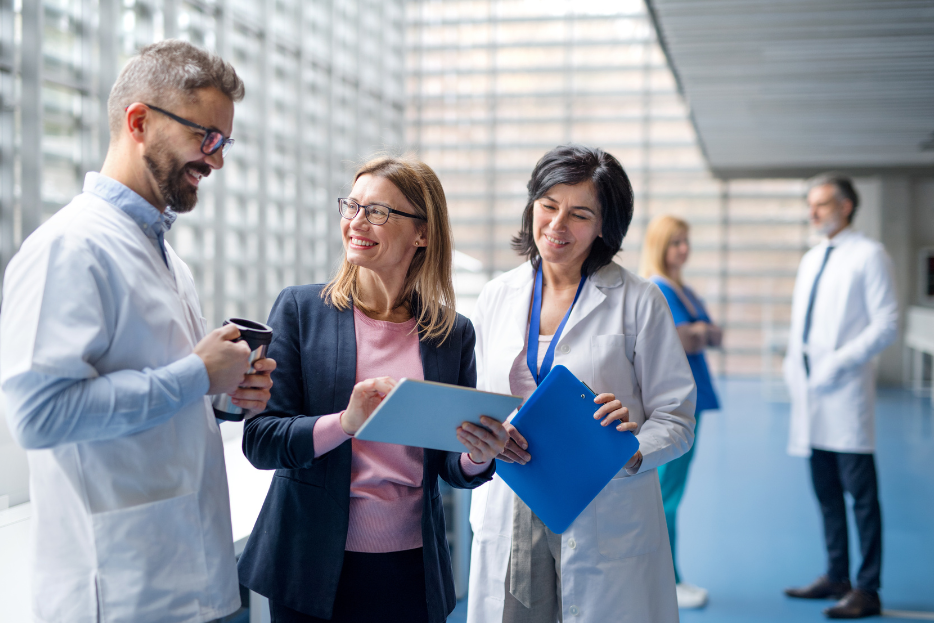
83 171 177 267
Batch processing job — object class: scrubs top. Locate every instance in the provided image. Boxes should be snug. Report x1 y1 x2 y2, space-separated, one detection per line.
651 276 720 412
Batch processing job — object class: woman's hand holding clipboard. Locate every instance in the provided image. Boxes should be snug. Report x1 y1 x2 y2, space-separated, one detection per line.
494 365 642 534
496 392 640 467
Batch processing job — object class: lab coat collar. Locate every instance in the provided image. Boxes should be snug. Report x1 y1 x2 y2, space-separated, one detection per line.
560 264 619 337
499 260 623 290
499 260 621 345
84 172 177 241
823 225 855 248
588 262 624 289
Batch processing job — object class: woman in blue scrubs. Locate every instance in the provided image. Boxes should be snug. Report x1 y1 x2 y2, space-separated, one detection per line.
640 215 722 609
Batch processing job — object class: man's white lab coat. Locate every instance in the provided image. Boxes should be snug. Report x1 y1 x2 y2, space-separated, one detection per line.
0 189 240 622
784 227 899 457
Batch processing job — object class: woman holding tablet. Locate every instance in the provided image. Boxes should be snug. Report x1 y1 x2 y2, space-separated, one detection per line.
237 155 509 623
640 215 722 609
466 145 697 623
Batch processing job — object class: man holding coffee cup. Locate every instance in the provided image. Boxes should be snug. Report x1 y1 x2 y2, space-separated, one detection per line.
0 40 275 623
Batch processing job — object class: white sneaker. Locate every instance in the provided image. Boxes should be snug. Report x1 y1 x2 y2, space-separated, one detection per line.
676 583 709 609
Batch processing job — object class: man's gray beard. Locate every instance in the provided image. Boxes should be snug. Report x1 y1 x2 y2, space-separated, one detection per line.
814 213 844 237
143 144 199 213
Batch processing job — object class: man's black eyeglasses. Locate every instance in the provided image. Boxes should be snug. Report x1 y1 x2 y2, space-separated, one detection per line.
144 103 235 157
338 198 426 226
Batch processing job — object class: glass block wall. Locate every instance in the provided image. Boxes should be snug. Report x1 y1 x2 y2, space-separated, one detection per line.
0 0 811 380
0 0 405 328
405 0 809 378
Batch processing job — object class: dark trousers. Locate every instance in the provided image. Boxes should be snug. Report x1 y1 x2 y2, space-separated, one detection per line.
268 548 429 623
809 449 882 591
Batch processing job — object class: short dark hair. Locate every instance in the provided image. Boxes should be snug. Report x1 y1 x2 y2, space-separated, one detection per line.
807 172 860 223
511 144 634 276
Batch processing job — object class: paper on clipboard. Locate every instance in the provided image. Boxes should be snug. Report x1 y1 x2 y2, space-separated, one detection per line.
354 378 523 452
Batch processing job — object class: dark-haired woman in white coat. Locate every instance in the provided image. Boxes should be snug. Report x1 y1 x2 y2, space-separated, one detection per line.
466 145 697 623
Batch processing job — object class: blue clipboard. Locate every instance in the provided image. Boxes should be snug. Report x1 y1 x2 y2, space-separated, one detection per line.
496 365 640 534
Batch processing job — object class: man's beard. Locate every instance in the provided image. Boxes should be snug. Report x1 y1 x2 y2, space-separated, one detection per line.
813 212 844 237
143 139 210 214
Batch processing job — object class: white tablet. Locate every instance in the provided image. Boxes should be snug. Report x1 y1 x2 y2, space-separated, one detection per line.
353 378 523 453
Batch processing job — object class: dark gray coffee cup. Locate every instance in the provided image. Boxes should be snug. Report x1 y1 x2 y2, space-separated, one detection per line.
211 318 273 422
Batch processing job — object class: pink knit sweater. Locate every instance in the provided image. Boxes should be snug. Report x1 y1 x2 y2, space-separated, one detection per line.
312 306 490 552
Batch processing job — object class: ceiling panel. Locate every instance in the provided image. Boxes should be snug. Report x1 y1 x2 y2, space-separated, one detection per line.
646 0 934 177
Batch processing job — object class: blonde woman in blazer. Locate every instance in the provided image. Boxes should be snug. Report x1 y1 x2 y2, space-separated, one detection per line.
466 145 697 623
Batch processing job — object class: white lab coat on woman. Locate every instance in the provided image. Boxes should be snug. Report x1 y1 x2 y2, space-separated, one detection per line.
0 190 240 622
467 261 696 623
783 227 898 457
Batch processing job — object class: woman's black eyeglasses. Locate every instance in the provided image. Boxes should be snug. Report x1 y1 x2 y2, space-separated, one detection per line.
338 198 426 226
144 103 235 157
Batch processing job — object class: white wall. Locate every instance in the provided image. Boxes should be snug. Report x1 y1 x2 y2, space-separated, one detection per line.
912 179 934 306
852 175 934 385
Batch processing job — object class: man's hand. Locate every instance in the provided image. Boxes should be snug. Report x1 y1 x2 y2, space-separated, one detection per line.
194 324 252 395
229 357 277 417
809 354 845 393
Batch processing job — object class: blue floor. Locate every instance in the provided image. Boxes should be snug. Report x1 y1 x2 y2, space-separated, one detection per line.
449 379 934 622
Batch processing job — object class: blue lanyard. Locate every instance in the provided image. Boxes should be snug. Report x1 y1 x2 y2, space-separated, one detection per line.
527 262 587 385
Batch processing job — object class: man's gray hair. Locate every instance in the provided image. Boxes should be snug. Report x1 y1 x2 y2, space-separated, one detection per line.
806 172 859 223
107 39 245 138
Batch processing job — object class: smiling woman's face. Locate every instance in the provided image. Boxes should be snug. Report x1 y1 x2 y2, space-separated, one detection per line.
532 181 603 272
340 173 426 281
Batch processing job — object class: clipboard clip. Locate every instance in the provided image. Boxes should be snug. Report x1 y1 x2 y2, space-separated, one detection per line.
581 381 596 396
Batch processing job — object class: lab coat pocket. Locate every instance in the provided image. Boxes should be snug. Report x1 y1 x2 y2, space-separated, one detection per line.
92 492 208 621
594 472 660 560
591 334 637 398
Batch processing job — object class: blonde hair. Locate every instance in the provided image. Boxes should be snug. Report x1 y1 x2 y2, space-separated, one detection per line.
639 215 689 283
322 155 457 342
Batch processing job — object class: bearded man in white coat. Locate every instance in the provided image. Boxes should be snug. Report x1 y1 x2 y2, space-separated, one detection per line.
783 174 898 620
1 41 276 623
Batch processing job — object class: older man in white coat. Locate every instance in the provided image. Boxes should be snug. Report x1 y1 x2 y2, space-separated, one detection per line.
783 174 898 619
1 41 275 622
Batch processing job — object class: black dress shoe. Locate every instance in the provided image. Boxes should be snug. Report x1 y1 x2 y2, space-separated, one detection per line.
824 589 882 619
785 575 852 600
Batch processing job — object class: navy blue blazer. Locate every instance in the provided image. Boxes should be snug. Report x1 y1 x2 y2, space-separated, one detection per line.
237 285 494 622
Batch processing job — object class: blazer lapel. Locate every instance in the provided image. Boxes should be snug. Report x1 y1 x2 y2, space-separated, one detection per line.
419 329 443 383
333 302 358 413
